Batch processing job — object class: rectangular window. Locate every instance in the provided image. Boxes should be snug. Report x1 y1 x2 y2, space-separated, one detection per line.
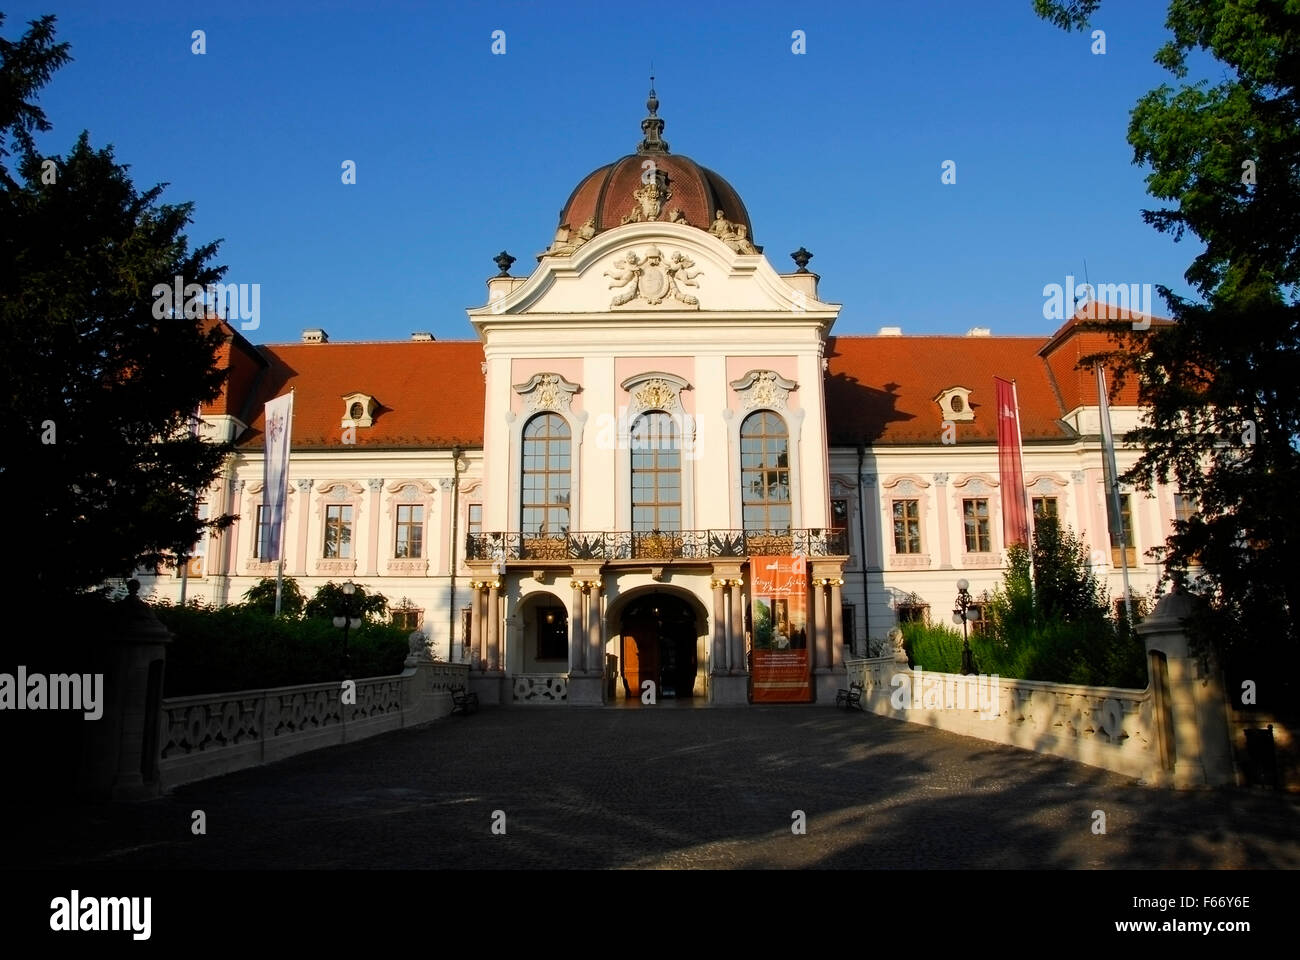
841 604 855 647
395 504 423 558
254 504 270 558
1110 494 1135 566
1173 493 1195 526
392 603 423 631
832 498 850 559
968 602 989 637
1031 496 1058 533
963 498 991 552
467 503 483 537
892 499 921 554
897 603 928 625
324 504 353 559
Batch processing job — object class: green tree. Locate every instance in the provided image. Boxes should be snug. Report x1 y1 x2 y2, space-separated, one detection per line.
0 15 233 600
304 582 390 623
0 13 70 185
241 576 305 618
1036 1 1300 703
1030 516 1110 626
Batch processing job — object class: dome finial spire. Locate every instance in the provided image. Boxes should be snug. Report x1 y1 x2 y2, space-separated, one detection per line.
637 73 669 155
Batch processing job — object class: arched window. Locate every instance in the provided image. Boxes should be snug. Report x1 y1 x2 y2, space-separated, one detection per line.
631 412 681 531
521 413 571 535
741 411 790 531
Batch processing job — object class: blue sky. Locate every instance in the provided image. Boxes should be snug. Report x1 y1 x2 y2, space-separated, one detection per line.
11 0 1209 342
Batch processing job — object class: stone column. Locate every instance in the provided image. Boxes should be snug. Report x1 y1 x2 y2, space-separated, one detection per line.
729 578 745 674
468 581 483 672
570 579 586 674
807 578 820 670
711 578 727 674
486 579 501 671
1137 591 1234 788
586 581 602 680
830 578 845 668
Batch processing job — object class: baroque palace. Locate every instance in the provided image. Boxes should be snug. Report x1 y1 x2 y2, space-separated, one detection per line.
139 89 1182 705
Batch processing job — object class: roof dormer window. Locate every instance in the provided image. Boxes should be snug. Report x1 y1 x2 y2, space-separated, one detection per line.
935 386 974 422
342 392 375 428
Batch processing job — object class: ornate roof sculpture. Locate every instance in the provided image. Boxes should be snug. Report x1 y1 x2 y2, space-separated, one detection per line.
542 82 759 258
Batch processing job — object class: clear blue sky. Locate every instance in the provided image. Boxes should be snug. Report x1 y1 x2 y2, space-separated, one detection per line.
12 0 1209 342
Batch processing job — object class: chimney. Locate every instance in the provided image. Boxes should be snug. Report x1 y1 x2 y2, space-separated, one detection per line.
878 326 902 336
410 332 435 341
301 328 329 344
966 327 991 337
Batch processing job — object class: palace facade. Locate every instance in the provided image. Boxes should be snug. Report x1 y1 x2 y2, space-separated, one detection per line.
138 90 1181 704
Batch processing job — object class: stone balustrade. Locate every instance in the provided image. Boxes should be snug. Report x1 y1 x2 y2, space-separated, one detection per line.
844 655 1156 780
158 660 468 789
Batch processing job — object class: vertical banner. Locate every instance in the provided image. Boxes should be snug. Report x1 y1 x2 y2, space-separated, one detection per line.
995 376 1030 547
260 391 294 560
750 555 812 703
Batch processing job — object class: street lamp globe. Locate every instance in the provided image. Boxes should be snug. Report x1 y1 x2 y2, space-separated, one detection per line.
956 578 969 592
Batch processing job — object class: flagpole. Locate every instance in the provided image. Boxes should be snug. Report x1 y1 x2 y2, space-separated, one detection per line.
1096 366 1134 622
179 403 202 606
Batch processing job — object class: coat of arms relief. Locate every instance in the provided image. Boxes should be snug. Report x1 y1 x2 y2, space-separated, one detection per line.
604 245 703 308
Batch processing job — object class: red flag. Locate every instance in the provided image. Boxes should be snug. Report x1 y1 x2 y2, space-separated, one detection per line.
995 377 1030 547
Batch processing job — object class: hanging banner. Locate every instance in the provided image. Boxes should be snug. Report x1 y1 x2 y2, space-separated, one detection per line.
260 391 294 560
994 376 1030 547
750 555 812 703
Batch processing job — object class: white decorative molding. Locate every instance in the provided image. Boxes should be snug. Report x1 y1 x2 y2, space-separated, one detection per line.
621 371 690 417
386 558 429 576
933 472 950 486
604 246 702 308
296 478 313 493
315 558 358 576
512 372 580 414
368 478 384 492
730 369 797 411
890 555 932 570
953 474 999 496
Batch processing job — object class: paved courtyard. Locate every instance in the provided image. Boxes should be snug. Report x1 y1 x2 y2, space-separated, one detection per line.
15 705 1300 869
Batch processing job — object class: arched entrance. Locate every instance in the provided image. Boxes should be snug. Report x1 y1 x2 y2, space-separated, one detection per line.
620 593 698 699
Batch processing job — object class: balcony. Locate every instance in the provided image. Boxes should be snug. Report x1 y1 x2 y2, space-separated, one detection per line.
466 528 848 562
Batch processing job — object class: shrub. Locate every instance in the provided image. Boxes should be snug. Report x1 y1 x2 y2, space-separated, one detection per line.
154 603 409 697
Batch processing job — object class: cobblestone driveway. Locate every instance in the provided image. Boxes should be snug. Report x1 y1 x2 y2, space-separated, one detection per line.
14 706 1300 869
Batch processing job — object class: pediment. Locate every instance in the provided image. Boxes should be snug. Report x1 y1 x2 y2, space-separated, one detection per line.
468 221 837 320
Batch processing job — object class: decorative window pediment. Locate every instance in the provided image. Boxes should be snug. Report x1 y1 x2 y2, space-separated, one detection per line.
342 392 376 428
621 372 690 416
513 373 580 414
730 370 797 411
935 386 974 422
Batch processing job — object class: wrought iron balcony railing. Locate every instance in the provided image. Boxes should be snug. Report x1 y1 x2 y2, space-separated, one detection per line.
465 528 847 562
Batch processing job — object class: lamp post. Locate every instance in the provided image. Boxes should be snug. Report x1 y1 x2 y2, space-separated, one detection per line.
332 580 362 679
952 578 977 675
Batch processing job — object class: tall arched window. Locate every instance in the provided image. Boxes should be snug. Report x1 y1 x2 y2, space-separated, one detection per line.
741 411 790 531
631 411 681 531
521 413 571 535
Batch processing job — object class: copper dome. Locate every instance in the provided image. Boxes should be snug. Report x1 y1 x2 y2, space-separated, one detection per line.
544 85 756 255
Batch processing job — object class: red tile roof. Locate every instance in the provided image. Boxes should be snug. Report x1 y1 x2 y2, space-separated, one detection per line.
235 340 485 450
217 306 1158 451
826 335 1071 445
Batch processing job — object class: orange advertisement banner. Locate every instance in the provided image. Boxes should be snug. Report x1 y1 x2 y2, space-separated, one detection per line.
750 555 812 703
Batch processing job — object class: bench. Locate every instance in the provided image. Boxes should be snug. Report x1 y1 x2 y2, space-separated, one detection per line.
450 684 479 716
836 681 864 711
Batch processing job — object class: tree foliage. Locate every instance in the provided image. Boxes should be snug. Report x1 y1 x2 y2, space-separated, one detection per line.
0 15 233 599
241 576 306 618
1037 0 1300 701
304 581 390 623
